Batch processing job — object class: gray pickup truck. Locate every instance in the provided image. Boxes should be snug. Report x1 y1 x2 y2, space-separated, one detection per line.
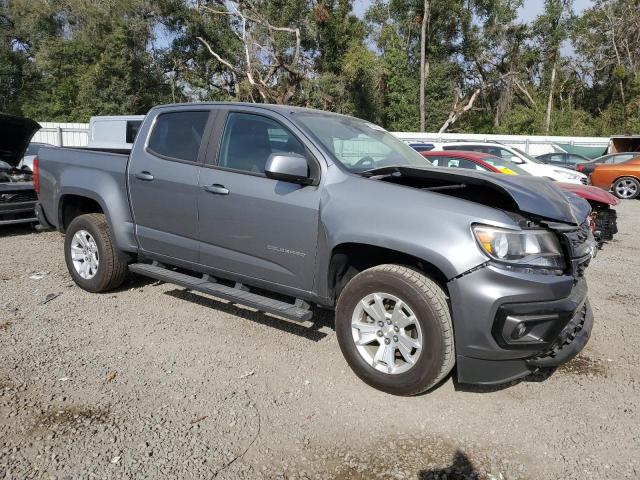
36 103 596 395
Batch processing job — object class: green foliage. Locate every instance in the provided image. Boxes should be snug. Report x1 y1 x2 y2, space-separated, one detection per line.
1 0 639 137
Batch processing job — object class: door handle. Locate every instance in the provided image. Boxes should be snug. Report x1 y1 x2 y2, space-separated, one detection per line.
135 171 154 181
203 184 230 195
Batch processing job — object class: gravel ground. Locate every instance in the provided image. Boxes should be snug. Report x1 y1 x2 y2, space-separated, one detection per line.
1 201 639 480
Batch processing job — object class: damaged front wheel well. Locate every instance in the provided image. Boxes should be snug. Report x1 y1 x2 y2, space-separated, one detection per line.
328 243 449 302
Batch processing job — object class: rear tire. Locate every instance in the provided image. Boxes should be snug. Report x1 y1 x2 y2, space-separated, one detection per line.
612 176 640 199
64 213 128 292
335 264 455 396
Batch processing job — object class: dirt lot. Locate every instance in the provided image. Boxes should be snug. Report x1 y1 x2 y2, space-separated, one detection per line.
1 201 639 480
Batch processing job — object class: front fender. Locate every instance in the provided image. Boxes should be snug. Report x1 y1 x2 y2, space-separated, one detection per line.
314 173 518 299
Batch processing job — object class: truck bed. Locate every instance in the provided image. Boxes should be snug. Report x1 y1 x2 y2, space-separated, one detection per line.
37 146 131 232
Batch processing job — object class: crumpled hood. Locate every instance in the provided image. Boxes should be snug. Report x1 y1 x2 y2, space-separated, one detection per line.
371 166 589 225
0 114 41 167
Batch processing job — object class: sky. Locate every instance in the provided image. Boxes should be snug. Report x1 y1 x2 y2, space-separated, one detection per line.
353 0 594 21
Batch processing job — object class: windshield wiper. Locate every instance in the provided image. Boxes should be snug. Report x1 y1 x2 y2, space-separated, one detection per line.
358 166 403 177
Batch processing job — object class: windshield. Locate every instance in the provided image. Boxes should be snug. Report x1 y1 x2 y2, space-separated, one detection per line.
512 147 543 164
293 112 433 172
481 155 531 176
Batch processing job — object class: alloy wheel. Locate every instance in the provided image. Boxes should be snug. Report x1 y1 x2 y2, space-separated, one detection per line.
70 229 100 279
614 179 638 199
350 293 423 374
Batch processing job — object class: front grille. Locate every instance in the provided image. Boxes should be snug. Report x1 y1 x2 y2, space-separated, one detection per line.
0 191 38 203
594 209 618 242
562 220 595 278
580 177 588 185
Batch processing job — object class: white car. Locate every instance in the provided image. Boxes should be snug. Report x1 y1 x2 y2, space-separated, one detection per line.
429 142 588 184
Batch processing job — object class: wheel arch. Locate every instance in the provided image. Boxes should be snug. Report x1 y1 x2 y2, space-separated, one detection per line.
610 174 640 198
58 192 105 232
611 173 640 186
326 242 451 303
56 186 138 253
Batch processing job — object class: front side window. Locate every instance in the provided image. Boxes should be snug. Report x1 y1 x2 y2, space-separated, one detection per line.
147 111 209 162
218 113 306 174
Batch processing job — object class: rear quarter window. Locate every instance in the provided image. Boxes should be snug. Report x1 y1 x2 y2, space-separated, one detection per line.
147 111 209 162
126 121 143 144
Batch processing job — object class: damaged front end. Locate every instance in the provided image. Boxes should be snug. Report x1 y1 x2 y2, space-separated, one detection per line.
0 114 41 226
367 166 596 385
0 170 38 225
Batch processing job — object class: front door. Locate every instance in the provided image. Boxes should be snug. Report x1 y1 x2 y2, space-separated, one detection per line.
197 111 321 291
128 110 211 263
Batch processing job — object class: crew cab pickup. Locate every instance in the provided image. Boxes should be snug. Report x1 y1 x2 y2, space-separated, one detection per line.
36 103 596 395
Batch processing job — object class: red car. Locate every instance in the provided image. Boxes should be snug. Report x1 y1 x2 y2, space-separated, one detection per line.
420 150 619 247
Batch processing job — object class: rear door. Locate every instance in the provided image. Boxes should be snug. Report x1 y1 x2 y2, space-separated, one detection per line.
128 109 213 263
196 110 321 291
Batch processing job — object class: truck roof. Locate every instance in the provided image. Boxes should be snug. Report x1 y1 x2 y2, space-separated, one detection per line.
150 101 353 119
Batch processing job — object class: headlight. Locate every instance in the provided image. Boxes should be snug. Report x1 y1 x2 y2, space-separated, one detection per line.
472 225 566 271
553 169 580 180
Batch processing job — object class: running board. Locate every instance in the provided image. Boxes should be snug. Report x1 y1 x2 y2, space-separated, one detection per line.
129 263 313 322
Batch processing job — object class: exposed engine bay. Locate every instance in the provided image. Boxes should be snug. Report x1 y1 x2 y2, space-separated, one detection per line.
0 161 38 225
0 161 34 183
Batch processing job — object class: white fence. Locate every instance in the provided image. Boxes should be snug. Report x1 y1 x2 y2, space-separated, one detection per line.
33 122 89 147
31 121 611 155
392 131 610 156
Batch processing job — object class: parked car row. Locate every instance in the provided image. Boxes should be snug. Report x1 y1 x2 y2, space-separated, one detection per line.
403 141 589 184
419 150 619 247
537 151 640 175
410 140 640 200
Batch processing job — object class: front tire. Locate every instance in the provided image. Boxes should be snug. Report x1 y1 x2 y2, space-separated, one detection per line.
335 264 455 396
612 176 640 199
64 213 128 292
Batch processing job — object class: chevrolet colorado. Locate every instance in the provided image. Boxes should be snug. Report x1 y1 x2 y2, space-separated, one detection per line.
36 103 596 395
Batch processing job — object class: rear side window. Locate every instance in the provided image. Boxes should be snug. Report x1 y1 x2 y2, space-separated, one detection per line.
147 111 209 162
610 154 636 163
546 154 566 165
218 113 306 174
126 120 143 144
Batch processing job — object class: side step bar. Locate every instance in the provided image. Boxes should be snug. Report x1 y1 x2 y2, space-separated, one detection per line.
129 263 313 322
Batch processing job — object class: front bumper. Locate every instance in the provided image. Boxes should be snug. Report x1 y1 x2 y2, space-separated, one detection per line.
448 265 593 385
0 186 37 225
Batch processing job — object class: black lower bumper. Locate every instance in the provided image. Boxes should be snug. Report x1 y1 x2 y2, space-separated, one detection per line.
526 300 593 368
448 265 593 385
0 182 38 226
0 199 37 225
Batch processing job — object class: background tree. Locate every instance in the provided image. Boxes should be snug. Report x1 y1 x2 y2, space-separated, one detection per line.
1 0 639 136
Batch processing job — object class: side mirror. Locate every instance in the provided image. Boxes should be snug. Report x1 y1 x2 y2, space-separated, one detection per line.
510 155 524 164
265 153 312 185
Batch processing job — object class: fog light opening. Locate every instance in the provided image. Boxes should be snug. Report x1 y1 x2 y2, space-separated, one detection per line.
512 323 528 339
